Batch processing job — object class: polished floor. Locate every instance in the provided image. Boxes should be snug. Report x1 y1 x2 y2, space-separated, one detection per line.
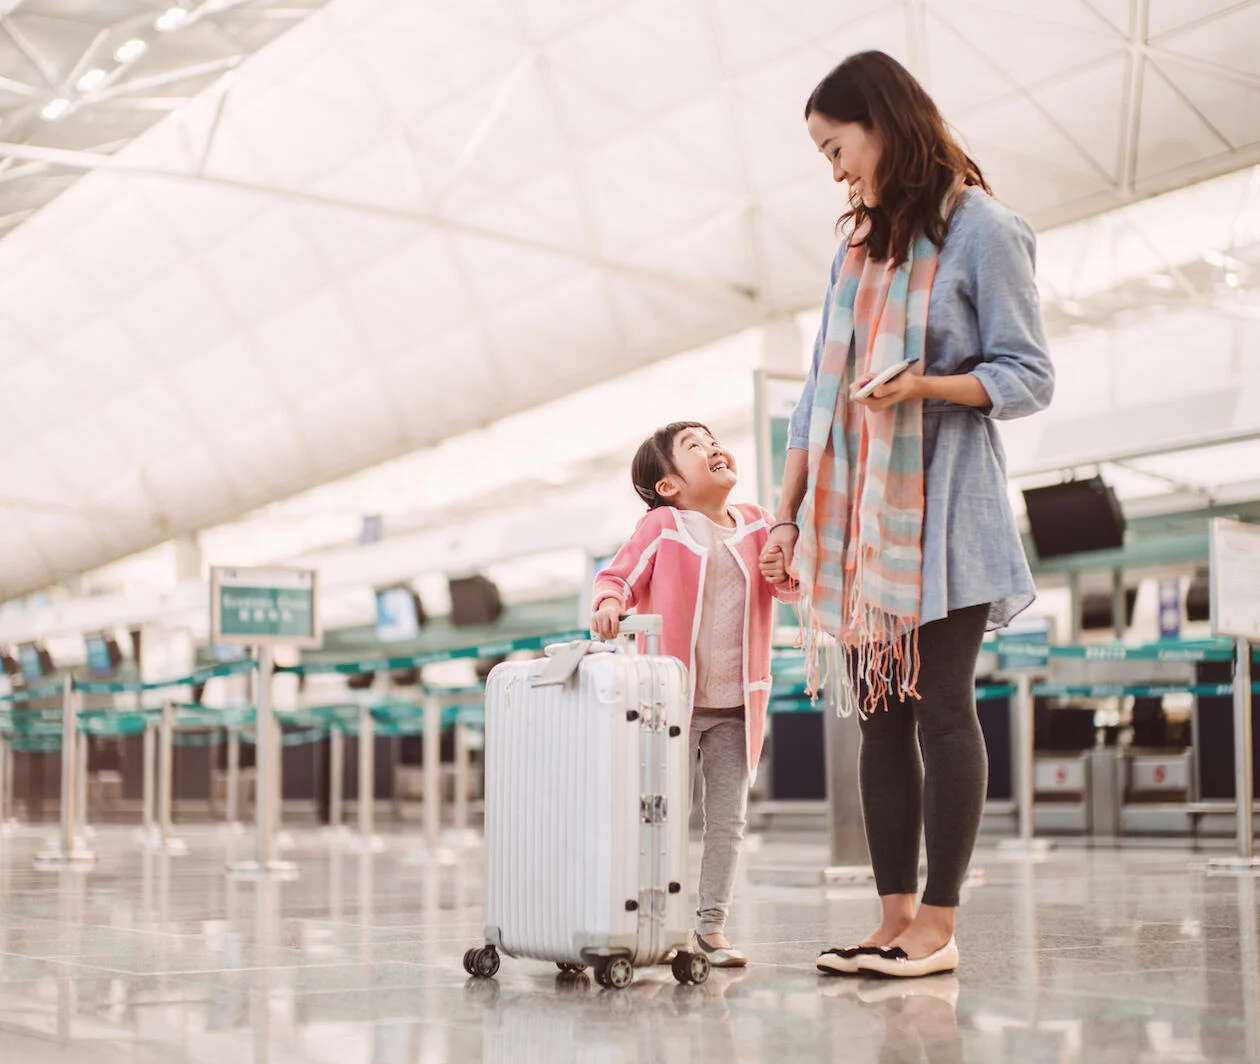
0 824 1255 1062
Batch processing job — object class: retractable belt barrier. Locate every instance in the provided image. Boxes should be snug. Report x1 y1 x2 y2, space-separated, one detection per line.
0 659 258 704
1033 682 1260 699
0 626 586 707
0 622 578 736
1042 641 1259 664
282 628 589 676
766 636 1260 711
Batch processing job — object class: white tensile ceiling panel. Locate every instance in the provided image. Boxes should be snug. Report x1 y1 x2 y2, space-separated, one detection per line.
4 0 1260 600
1030 55 1130 186
1156 54 1260 154
0 0 333 228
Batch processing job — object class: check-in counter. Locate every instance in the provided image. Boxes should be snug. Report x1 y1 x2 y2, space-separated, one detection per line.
1127 749 1193 796
1120 748 1195 835
1032 752 1089 834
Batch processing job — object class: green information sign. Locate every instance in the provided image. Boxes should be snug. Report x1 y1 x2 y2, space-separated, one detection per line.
994 617 1051 672
211 567 321 648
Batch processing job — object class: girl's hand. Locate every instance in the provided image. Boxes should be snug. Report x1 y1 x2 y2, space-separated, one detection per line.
851 369 923 413
760 523 798 584
759 544 789 585
591 600 622 640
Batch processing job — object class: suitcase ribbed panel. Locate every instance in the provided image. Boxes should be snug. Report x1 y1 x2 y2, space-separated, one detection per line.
483 649 690 966
649 655 692 959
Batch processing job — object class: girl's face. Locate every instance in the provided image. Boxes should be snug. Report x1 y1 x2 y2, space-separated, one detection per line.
657 427 736 505
807 111 882 207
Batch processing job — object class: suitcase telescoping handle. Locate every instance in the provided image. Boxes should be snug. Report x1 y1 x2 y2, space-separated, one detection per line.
617 613 662 657
533 614 665 688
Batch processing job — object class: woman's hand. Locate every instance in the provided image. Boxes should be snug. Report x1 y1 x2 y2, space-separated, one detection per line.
760 524 798 584
851 369 924 413
591 599 622 640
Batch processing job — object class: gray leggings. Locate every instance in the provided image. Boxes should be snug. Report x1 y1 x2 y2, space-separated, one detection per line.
689 707 749 935
858 603 989 908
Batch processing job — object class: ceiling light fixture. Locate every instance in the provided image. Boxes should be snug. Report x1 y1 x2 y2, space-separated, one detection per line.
1225 273 1241 288
76 69 106 92
41 98 70 121
114 39 148 63
155 7 188 32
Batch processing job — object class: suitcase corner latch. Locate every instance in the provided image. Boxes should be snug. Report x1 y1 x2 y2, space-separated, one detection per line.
639 794 668 824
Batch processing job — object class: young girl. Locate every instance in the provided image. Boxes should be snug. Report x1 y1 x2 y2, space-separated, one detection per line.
591 421 796 968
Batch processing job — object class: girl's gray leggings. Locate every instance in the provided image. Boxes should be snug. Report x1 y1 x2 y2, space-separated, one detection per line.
857 603 990 908
689 707 748 935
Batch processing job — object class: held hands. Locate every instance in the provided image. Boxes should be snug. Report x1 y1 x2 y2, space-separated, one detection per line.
759 523 798 586
851 369 923 413
759 544 789 585
591 599 622 641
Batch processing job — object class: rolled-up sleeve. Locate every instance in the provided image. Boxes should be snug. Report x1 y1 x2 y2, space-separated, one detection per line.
787 245 846 450
968 213 1055 420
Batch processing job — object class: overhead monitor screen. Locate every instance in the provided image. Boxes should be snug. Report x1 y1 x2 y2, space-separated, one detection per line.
376 586 423 643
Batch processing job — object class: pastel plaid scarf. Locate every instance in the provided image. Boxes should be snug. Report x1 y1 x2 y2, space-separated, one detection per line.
797 230 939 716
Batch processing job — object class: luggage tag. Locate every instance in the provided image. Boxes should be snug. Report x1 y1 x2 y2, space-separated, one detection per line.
530 640 594 687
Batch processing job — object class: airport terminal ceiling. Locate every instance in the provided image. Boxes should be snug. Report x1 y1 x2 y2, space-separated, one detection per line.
0 0 331 227
2 0 1260 600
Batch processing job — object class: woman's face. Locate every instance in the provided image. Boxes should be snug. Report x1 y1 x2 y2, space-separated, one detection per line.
807 111 882 207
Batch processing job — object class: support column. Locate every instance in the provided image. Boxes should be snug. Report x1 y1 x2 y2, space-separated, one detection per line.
1112 567 1127 639
227 645 296 877
821 641 869 879
1068 570 1083 645
151 702 188 855
224 727 244 832
76 732 90 841
999 675 1054 855
136 721 158 847
1209 639 1259 873
328 724 346 834
0 733 14 833
35 680 95 868
355 705 383 852
453 716 471 841
424 693 442 855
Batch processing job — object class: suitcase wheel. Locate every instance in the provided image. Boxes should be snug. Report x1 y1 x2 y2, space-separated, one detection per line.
671 951 710 986
556 962 587 974
466 946 500 979
595 956 634 990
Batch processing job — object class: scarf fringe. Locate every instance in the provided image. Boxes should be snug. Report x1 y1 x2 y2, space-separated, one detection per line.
801 552 923 719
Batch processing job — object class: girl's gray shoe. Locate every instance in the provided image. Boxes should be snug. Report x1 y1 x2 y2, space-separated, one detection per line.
694 932 748 968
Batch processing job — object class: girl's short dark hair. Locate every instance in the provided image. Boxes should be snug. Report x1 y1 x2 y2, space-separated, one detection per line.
631 421 711 509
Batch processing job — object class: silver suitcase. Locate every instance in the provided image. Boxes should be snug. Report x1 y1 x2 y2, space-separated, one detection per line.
464 615 710 990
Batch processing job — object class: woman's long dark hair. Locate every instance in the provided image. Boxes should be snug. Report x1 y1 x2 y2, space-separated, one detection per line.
805 51 989 265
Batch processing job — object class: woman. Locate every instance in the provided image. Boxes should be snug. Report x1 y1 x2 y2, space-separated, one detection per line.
761 51 1053 978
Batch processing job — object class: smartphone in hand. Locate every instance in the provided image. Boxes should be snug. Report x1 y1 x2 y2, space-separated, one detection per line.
854 359 914 400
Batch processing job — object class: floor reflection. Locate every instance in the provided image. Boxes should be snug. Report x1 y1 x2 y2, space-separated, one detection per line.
0 829 1254 1062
